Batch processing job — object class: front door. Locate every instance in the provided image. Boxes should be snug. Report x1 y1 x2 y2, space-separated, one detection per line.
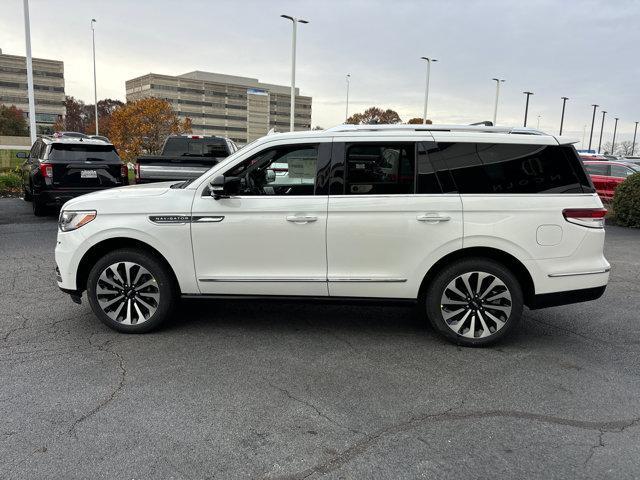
191 140 331 296
326 140 463 299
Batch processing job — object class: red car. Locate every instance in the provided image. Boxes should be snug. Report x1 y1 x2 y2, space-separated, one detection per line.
583 160 640 202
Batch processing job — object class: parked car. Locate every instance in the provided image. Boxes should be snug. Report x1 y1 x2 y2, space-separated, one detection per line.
135 135 238 184
55 124 609 347
19 133 128 216
582 160 640 202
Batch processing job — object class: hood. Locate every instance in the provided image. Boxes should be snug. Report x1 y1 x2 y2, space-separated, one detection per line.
62 181 176 210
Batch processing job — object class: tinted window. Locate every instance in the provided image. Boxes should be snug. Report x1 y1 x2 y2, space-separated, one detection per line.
345 143 415 195
48 144 120 163
416 142 443 194
187 140 229 157
584 163 609 176
611 164 635 178
162 137 188 155
432 142 587 194
225 144 318 196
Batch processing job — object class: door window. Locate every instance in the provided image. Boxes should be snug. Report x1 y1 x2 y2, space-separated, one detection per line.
610 164 634 178
224 144 318 195
345 143 415 194
584 163 609 176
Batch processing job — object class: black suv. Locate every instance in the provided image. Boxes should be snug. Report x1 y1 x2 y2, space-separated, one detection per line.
19 133 128 215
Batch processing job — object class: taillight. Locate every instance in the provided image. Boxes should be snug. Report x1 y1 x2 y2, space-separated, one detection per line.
563 208 607 228
134 163 140 182
39 163 53 178
120 163 128 178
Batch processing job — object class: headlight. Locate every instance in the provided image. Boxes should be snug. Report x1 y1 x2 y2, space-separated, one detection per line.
58 210 97 232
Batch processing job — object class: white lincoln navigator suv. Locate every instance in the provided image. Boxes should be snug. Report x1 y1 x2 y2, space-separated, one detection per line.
55 124 610 346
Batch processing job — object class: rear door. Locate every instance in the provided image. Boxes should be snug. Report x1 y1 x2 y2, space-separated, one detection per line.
326 138 463 299
48 143 125 190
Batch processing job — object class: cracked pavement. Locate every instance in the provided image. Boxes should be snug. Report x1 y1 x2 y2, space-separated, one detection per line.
1 197 639 479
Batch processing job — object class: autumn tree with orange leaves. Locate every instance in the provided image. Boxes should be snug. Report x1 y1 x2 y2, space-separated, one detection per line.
346 107 402 125
407 117 432 124
108 98 192 161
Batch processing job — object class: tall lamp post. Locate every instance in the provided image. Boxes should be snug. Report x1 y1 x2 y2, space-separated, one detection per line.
91 19 98 135
632 121 639 156
421 57 437 124
559 97 569 135
611 117 619 154
492 78 505 126
281 15 308 132
345 74 350 122
588 104 598 151
22 0 36 143
523 91 533 127
597 110 607 154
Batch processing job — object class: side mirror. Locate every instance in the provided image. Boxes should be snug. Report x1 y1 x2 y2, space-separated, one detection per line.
209 175 240 199
16 152 27 159
265 169 276 183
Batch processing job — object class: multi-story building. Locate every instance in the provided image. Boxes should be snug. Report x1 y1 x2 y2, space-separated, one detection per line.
126 71 312 144
0 48 65 133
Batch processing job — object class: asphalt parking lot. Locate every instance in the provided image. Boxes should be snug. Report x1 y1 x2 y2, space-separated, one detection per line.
1 197 639 479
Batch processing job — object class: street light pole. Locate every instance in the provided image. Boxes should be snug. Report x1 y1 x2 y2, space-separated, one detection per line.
281 15 308 132
632 121 639 156
611 117 619 154
421 57 437 124
492 78 505 126
597 110 607 154
588 104 598 151
536 115 541 129
22 0 36 143
523 91 533 127
559 97 569 135
345 74 350 122
91 19 98 135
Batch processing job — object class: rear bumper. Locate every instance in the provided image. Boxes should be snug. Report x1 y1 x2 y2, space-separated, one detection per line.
527 285 606 309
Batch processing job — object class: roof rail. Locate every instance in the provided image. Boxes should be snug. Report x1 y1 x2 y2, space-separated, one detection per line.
324 124 547 136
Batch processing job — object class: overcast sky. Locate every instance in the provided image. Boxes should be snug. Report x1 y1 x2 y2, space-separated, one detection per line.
2 0 639 145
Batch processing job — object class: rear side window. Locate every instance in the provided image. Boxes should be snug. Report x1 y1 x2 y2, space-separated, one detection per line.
345 143 415 195
611 164 636 178
584 163 609 176
48 144 120 163
430 143 589 194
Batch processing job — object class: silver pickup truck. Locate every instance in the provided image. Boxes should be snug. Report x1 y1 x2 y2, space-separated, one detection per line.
135 135 238 183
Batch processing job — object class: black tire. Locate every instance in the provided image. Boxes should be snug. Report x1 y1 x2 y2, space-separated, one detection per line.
424 258 523 347
86 248 177 333
32 194 47 216
23 181 32 201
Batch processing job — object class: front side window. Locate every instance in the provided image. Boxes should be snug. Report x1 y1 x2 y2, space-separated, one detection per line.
224 144 318 196
345 143 415 195
611 164 636 178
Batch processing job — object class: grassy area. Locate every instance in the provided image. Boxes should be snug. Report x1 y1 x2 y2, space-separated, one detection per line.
0 170 21 196
0 149 28 171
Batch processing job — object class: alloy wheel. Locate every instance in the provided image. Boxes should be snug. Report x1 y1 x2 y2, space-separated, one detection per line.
96 261 160 325
440 271 512 339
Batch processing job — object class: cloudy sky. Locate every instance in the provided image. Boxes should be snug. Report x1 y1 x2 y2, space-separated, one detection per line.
2 0 639 146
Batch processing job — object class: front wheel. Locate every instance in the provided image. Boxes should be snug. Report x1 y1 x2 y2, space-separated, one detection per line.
424 258 523 347
86 248 177 333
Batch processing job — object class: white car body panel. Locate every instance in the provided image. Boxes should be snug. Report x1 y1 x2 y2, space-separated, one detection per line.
54 125 609 310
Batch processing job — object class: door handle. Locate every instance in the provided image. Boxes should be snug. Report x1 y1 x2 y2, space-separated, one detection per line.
417 214 451 223
286 215 318 224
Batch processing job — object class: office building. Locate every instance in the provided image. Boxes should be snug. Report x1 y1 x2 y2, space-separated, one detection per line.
126 70 312 144
0 48 65 133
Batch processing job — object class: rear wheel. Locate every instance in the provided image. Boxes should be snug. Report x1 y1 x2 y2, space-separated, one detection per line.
86 249 177 333
32 194 47 216
23 181 32 201
424 258 523 347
